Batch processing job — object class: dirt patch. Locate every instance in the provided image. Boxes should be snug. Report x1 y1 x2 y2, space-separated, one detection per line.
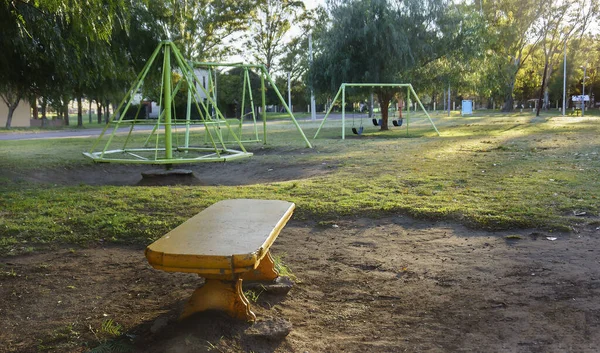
6 156 333 187
2 218 600 352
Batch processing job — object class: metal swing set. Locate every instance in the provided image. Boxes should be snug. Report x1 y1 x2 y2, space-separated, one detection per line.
313 83 441 140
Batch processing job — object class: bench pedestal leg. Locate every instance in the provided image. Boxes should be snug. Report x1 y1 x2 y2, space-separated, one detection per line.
242 251 279 281
180 277 256 322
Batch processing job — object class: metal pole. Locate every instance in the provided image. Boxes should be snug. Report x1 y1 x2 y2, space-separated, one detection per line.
314 85 343 139
262 66 312 148
409 84 441 136
447 85 451 117
288 72 292 113
213 69 218 109
309 33 316 121
185 71 192 150
341 84 346 140
582 65 586 117
245 69 259 140
261 71 267 144
406 87 410 136
163 45 173 160
563 41 567 116
239 68 247 137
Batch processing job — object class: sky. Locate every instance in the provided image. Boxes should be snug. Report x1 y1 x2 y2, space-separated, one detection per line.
304 0 325 10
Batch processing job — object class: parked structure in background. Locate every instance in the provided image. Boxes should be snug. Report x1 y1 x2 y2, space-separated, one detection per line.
0 101 31 128
461 100 473 116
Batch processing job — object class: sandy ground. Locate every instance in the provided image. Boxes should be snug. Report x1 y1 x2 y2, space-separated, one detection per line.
1 216 600 353
1 158 600 352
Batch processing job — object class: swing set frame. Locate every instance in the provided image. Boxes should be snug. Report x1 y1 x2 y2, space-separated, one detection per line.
313 83 440 140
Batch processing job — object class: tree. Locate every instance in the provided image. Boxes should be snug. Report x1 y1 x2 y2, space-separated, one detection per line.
534 0 598 117
0 0 130 128
279 7 327 83
245 0 306 75
149 0 254 61
482 0 548 111
312 0 469 129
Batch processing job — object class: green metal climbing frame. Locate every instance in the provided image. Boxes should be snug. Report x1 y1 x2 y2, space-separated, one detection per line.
84 41 311 165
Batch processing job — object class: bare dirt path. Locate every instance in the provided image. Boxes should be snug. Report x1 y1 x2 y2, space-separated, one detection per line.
2 217 599 353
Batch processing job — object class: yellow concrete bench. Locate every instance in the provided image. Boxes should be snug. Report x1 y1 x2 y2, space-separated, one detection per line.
145 199 295 322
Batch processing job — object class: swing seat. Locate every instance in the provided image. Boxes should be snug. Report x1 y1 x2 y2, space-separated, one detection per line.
352 126 364 135
372 118 379 126
393 118 403 127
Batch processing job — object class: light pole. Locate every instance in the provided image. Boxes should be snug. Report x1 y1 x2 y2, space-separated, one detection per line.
309 32 316 121
581 64 587 116
562 41 567 116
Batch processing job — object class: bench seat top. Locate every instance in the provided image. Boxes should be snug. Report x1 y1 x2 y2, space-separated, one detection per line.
145 199 295 276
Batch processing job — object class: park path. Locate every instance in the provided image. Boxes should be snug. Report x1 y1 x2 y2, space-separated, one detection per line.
0 125 157 141
0 114 335 142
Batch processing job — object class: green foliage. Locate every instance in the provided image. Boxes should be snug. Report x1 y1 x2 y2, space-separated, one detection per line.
246 0 306 74
244 289 264 303
0 0 162 128
101 320 123 337
86 340 132 353
273 254 298 281
313 0 468 91
312 0 472 126
149 0 255 61
86 319 132 353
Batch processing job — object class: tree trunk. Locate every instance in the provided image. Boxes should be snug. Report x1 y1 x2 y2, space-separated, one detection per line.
104 101 109 124
97 101 102 124
41 97 48 127
544 65 553 110
536 60 549 117
77 96 83 126
501 79 516 112
5 106 15 129
376 91 392 131
32 95 39 120
88 100 92 123
64 103 70 126
1 92 21 129
443 90 446 111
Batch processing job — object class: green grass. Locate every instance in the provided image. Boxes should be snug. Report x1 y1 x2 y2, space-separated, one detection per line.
0 111 599 255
